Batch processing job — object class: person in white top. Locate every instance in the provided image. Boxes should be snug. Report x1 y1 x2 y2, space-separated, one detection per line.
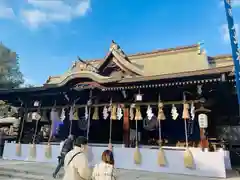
92 150 115 180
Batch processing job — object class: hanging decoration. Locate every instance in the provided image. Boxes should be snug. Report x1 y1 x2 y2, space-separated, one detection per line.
190 102 195 120
73 108 79 121
182 95 194 169
133 90 142 165
85 106 88 120
111 104 117 120
108 99 113 151
29 102 41 159
157 103 166 120
117 105 123 120
103 106 109 120
171 104 179 120
146 105 154 120
188 102 195 135
156 94 166 166
134 106 142 121
92 107 99 120
45 101 57 159
69 106 73 135
182 103 190 119
16 104 26 157
197 85 202 95
86 91 92 141
130 104 135 120
45 140 52 159
134 105 141 164
69 97 79 135
123 108 129 147
60 108 66 122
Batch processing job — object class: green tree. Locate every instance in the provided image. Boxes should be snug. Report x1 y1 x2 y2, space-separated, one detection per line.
0 43 24 88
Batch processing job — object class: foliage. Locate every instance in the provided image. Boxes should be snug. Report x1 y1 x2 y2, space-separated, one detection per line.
0 43 24 89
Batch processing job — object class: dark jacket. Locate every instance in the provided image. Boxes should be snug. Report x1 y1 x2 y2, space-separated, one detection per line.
61 138 73 156
0 132 5 146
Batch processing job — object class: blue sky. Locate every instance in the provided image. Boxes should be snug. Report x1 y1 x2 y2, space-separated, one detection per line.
0 0 240 86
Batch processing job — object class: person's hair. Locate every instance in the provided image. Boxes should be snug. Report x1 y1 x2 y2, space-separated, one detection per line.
102 150 114 165
74 136 88 147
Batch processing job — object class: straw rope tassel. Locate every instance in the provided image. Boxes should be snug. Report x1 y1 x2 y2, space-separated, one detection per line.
92 107 99 120
111 104 117 120
182 100 194 168
86 90 92 141
135 106 142 121
45 101 57 159
157 118 166 166
29 103 42 159
45 127 53 159
108 117 113 151
16 104 27 157
157 103 166 121
108 99 113 151
134 106 141 165
86 105 91 140
157 94 166 166
69 106 74 136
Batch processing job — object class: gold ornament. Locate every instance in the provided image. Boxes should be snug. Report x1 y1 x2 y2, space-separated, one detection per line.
111 105 117 120
134 106 142 121
157 103 166 120
182 103 190 119
73 108 79 120
92 107 99 120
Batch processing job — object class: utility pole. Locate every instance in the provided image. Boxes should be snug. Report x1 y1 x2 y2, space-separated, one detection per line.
223 0 240 108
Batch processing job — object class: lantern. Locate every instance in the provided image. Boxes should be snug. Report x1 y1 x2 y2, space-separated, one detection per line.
198 113 208 129
135 94 143 102
33 101 39 107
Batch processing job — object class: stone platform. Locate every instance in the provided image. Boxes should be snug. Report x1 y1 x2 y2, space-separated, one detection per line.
0 160 239 180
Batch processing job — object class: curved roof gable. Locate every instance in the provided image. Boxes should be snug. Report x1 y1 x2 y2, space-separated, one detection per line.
98 40 144 76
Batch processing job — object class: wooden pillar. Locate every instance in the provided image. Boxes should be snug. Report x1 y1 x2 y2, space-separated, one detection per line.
123 108 130 147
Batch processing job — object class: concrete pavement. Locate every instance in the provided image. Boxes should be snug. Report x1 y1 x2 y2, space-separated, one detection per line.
0 160 239 180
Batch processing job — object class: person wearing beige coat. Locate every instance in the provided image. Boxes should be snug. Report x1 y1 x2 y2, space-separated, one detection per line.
92 150 115 180
62 136 91 180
